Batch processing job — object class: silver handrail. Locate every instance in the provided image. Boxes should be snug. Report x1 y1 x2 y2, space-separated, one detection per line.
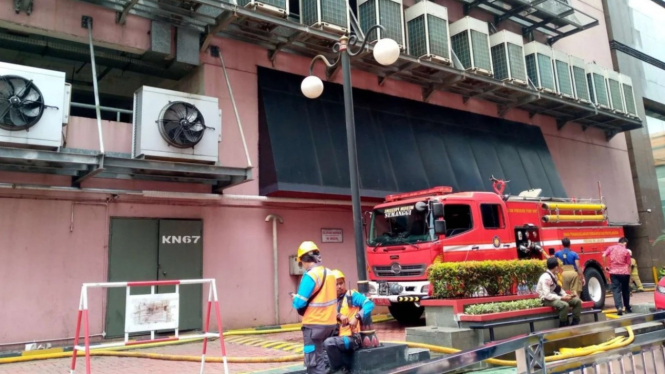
391 311 665 374
70 102 132 122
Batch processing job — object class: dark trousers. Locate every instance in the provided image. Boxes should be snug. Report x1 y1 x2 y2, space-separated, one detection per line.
323 334 361 371
302 325 336 374
610 274 631 311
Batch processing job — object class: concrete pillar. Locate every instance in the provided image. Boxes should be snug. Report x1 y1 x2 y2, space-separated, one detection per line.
602 0 665 282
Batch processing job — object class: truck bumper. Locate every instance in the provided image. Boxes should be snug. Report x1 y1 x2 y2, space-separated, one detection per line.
368 280 429 306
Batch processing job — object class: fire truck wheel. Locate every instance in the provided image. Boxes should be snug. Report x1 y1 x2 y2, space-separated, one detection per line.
582 268 606 310
388 303 424 325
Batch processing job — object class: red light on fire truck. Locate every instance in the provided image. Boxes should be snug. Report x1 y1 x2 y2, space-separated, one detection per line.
385 186 453 202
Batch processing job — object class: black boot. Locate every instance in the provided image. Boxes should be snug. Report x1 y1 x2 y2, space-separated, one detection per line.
570 318 580 326
559 320 569 327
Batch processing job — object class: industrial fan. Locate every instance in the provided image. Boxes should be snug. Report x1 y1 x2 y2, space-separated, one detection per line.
0 75 47 131
156 101 210 148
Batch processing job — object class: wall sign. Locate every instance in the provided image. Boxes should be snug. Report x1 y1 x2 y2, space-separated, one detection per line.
322 228 343 243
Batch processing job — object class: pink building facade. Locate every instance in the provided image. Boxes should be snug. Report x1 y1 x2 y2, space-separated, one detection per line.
0 0 642 348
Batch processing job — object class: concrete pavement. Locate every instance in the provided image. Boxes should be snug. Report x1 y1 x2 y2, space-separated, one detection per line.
0 291 657 374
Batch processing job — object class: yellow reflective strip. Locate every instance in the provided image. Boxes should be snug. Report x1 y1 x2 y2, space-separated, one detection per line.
232 337 257 344
247 339 270 346
271 343 292 350
262 341 285 349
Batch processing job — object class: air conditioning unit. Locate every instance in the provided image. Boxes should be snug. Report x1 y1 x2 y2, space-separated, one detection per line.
552 49 574 99
605 69 625 114
0 62 69 150
489 30 527 86
238 0 288 18
359 0 406 50
405 1 451 65
586 63 610 109
524 41 556 94
132 86 221 164
450 17 493 76
619 73 638 117
568 55 590 103
300 0 349 35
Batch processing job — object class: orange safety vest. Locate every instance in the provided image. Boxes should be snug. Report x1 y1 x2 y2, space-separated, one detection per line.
337 290 361 337
302 266 338 326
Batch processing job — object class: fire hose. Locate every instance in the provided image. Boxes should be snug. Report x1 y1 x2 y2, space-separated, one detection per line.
0 315 634 366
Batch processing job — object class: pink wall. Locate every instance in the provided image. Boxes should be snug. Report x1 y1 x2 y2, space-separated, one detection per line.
0 0 150 54
0 195 358 343
0 0 641 346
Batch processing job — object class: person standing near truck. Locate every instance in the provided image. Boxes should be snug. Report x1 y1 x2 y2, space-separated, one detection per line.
628 250 645 293
291 241 338 374
554 238 585 297
603 237 632 315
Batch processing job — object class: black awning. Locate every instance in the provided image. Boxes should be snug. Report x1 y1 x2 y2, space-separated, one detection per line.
258 67 567 199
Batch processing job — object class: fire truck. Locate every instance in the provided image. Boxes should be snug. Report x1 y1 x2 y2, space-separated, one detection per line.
366 179 621 324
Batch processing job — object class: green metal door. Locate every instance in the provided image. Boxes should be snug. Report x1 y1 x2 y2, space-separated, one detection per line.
105 218 159 338
105 218 203 338
157 219 203 332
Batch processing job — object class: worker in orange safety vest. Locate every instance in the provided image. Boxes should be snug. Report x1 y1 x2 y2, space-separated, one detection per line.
291 241 338 374
323 269 375 374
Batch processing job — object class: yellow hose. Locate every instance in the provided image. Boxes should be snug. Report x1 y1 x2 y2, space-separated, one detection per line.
0 315 394 365
385 321 635 367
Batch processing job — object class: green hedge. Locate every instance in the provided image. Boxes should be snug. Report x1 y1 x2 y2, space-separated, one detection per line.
464 299 543 315
428 260 546 299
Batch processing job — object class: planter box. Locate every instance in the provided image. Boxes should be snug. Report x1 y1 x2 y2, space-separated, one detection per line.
421 294 538 328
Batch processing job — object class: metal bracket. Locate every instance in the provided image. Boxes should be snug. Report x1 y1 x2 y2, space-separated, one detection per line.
268 31 308 67
116 0 139 25
524 341 546 374
606 130 618 141
73 155 105 188
556 119 568 130
200 11 237 52
464 0 486 15
81 16 93 29
422 85 435 103
498 94 539 118
529 112 537 119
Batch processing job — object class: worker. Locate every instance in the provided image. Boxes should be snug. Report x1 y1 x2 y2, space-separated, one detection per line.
323 270 375 374
553 238 585 297
537 257 582 327
291 241 338 374
628 250 645 293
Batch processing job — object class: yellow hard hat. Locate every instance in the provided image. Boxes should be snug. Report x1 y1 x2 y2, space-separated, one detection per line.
332 269 345 280
297 241 320 260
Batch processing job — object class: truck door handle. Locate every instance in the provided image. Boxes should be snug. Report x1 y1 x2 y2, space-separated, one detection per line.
472 246 480 250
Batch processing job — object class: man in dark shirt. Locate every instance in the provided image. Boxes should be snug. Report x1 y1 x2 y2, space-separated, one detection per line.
554 238 585 297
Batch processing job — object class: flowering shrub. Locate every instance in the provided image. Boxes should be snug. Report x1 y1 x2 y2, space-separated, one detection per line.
428 260 546 299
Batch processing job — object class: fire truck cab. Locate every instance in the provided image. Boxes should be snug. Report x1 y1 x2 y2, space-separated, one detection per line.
366 184 618 324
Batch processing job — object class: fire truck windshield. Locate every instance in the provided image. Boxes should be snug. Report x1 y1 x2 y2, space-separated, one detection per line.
368 204 433 246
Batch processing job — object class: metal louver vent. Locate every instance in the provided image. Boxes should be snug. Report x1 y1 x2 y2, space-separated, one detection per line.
552 50 574 98
622 82 637 116
524 42 555 92
490 30 526 85
405 1 450 63
450 16 492 75
301 0 349 34
571 65 590 102
587 69 609 108
607 78 625 113
359 0 405 47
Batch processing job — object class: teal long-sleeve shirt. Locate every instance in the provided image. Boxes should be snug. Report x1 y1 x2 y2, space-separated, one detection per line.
340 290 375 320
292 267 319 310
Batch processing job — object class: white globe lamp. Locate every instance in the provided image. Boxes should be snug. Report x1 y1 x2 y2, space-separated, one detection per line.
373 38 400 66
301 75 324 99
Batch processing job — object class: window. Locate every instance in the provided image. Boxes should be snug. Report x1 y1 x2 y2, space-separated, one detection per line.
443 204 472 237
481 204 504 229
368 204 433 246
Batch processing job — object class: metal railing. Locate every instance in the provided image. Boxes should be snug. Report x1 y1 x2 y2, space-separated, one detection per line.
70 102 132 122
392 311 665 374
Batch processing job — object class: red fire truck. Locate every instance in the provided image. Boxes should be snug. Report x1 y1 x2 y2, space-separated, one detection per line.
366 179 621 324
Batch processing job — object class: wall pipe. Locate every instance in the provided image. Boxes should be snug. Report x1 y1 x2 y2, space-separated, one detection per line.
265 214 284 325
215 47 253 168
83 16 105 154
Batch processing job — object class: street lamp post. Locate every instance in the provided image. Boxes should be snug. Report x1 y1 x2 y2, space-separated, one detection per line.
301 26 400 293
